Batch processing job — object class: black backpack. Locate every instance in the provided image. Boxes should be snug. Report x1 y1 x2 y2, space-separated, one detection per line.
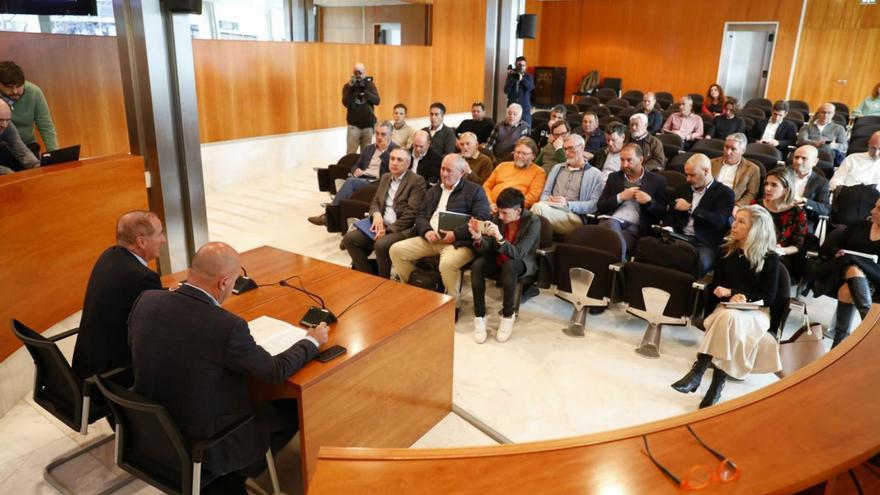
634 235 700 277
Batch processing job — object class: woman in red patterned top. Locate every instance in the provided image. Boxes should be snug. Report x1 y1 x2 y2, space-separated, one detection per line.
760 166 807 277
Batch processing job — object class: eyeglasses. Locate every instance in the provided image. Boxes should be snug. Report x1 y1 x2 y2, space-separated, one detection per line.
642 425 740 491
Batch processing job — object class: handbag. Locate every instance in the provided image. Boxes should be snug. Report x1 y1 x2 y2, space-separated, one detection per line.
775 305 827 378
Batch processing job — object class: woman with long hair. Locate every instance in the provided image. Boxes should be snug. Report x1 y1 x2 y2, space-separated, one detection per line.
761 166 807 276
702 84 725 116
671 206 781 408
854 82 880 117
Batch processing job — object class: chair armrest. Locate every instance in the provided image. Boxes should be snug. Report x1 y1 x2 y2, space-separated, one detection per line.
584 213 598 225
692 273 713 291
192 415 255 463
536 246 556 257
608 261 624 272
805 250 819 259
49 327 80 342
85 366 132 398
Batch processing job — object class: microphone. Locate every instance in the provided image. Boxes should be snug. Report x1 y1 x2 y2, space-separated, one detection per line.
279 279 337 326
233 266 258 295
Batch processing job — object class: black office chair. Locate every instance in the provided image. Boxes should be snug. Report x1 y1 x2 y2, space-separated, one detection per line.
576 96 600 112
595 87 618 103
316 153 360 195
585 104 611 118
787 100 810 119
744 98 772 116
616 107 638 120
689 138 724 159
621 90 644 107
11 319 134 494
852 115 880 131
656 133 683 159
851 125 880 140
666 151 694 174
688 93 704 112
831 101 850 122
95 376 282 495
740 107 767 121
655 92 674 109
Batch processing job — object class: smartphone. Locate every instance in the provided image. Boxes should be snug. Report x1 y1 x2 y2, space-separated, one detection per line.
317 345 346 363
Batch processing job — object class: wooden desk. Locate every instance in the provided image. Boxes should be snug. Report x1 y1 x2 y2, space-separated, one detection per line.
0 155 148 361
164 247 455 492
307 308 880 494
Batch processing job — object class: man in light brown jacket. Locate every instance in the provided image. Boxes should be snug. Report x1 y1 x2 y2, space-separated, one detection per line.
710 132 761 207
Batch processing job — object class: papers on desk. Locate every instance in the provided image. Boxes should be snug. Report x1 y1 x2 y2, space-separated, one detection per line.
249 316 308 355
722 300 764 310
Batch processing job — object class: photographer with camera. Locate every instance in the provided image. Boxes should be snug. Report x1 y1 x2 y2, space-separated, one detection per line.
343 62 381 154
503 56 535 125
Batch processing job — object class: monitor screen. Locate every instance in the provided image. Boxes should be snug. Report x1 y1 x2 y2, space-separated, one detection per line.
1 0 97 16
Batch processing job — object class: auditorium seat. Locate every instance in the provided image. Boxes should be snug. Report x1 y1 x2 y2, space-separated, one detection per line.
851 125 880 140
532 110 552 122
787 100 810 119
616 107 637 120
595 88 618 103
564 104 580 115
689 138 724 159
316 153 360 195
597 115 623 131
585 105 611 118
687 93 704 112
606 98 631 115
576 96 600 112
831 101 850 122
784 112 806 131
740 107 767 121
621 90 644 106
744 98 772 116
832 113 848 126
566 112 584 128
655 92 674 109
666 151 694 173
656 133 683 159
852 116 880 132
657 170 687 208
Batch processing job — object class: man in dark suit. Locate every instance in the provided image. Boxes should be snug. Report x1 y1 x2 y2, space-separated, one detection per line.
342 149 427 278
752 100 798 155
410 130 442 186
665 153 735 275
597 143 667 257
71 211 165 383
422 102 457 157
791 145 830 233
129 242 329 492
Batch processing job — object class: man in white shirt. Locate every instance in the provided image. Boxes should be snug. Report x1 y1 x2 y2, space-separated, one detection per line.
709 133 761 206
790 145 830 232
830 131 880 191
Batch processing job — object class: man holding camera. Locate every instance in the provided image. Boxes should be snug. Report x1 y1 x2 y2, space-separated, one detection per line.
343 62 380 154
504 56 535 125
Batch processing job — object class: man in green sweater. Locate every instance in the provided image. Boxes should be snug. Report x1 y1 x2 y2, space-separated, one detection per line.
0 61 58 158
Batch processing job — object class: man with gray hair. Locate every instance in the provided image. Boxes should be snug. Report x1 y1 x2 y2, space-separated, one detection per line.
710 132 761 206
0 98 39 174
790 144 830 233
531 133 604 234
797 102 848 166
486 103 530 160
390 154 491 309
663 95 704 147
343 62 380 154
458 131 494 184
72 211 166 383
310 120 399 226
626 112 666 170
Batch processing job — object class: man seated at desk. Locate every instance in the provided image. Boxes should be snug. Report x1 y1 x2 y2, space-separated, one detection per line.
129 242 329 493
0 99 39 174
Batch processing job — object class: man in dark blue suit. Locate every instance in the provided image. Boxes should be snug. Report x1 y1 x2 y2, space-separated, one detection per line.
72 211 165 383
129 242 329 492
752 100 798 155
665 153 735 276
596 143 667 257
504 56 535 125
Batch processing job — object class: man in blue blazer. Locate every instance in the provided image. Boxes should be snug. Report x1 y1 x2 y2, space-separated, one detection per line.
752 100 798 155
129 242 329 492
596 143 667 257
665 153 735 275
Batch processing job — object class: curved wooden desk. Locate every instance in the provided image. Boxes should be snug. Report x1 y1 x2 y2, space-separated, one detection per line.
308 308 880 494
0 155 148 361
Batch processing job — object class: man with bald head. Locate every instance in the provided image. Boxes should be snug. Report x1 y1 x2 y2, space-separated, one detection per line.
830 131 880 191
790 145 830 233
798 102 848 166
343 62 380 154
0 98 39 174
665 153 735 275
129 242 329 492
72 211 166 382
410 129 442 185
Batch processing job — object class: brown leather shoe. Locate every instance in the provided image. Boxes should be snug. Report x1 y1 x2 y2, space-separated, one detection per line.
307 214 326 226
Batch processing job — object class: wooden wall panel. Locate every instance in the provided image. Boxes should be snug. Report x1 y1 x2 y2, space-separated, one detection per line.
320 5 429 46
0 32 129 158
790 1 880 110
533 0 802 103
522 0 542 66
430 0 486 113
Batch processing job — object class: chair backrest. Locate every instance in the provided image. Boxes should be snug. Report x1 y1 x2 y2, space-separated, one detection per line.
769 262 792 336
577 96 600 111
566 112 584 128
666 151 694 174
744 98 772 110
851 125 880 140
537 215 554 249
745 142 782 160
740 107 767 120
853 115 880 130
532 110 551 121
832 113 847 126
656 133 683 148
337 153 360 168
586 105 611 117
787 100 810 116
687 93 704 109
621 90 644 106
831 101 850 119
657 170 687 192
616 107 638 120
597 115 622 131
596 87 618 103
564 104 580 115
655 92 674 108
831 185 880 226
606 97 631 108
11 319 84 432
554 225 624 298
96 375 193 495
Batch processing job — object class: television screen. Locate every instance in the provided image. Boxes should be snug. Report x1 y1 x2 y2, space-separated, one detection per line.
1 0 97 16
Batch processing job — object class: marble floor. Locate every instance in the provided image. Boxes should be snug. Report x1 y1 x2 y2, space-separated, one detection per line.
1 118 848 494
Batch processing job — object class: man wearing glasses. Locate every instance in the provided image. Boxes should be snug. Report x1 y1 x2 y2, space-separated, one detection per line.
482 137 546 212
535 120 570 174
531 134 604 235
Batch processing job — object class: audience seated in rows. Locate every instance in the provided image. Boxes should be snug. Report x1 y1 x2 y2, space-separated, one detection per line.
665 153 734 276
709 98 744 140
711 133 761 206
797 102 848 166
459 132 494 185
663 96 703 147
390 103 415 150
423 102 458 157
455 101 495 144
470 188 541 343
531 134 604 235
626 113 666 171
591 123 627 183
641 92 664 134
790 145 830 233
575 111 606 156
761 166 807 276
829 131 880 191
482 137 546 211
341 149 426 279
535 120 569 174
308 121 399 226
596 143 667 257
129 242 329 493
486 103 530 159
672 206 781 408
389 154 491 307
752 100 798 155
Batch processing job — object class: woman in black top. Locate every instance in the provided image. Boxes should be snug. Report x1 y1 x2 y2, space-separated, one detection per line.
817 199 880 347
671 205 781 408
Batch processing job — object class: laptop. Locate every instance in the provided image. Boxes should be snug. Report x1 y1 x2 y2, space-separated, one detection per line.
438 211 471 231
40 145 81 167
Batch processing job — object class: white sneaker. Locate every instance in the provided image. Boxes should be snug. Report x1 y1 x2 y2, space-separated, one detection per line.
473 317 488 344
496 315 516 342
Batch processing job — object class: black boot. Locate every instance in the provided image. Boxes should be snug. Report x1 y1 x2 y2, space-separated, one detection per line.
847 277 873 319
699 368 728 409
831 302 856 348
671 353 712 393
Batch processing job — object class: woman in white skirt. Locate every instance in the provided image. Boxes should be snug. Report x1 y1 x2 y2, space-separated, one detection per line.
671 205 782 408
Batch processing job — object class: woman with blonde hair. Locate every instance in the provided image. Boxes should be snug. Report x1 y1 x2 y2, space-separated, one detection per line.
671 205 781 408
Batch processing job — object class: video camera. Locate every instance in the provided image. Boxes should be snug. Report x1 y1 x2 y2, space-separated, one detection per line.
507 64 524 76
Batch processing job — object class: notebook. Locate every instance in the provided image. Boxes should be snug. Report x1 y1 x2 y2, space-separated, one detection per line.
353 217 376 240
